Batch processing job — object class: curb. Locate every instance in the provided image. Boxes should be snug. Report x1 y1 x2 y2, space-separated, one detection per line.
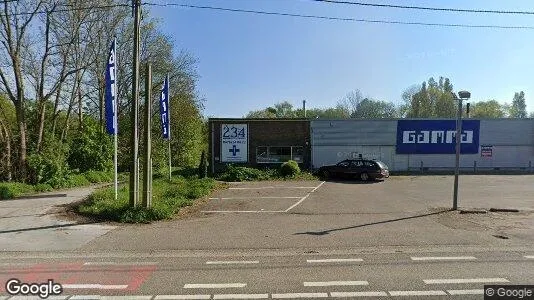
489 208 520 213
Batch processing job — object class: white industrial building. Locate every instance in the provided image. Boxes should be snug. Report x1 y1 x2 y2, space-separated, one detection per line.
311 119 534 172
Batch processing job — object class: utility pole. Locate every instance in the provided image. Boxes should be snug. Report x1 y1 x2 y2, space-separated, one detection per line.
129 0 141 207
303 100 306 118
143 63 152 208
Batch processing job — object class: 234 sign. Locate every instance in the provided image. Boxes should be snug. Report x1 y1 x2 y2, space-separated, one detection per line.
223 125 246 138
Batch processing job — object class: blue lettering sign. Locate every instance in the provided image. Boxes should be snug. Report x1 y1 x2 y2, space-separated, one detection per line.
396 120 480 154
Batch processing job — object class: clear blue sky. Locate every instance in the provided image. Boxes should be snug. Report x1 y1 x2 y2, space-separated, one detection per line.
149 0 534 117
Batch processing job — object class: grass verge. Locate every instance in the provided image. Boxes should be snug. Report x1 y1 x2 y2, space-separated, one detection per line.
76 176 218 223
0 171 123 200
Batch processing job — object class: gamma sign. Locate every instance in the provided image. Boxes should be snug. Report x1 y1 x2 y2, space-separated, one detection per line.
221 124 248 162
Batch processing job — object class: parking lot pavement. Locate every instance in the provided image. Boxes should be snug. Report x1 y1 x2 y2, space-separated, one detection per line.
83 175 534 252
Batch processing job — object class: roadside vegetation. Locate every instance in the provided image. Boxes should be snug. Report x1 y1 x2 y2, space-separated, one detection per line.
216 161 317 182
77 174 219 223
0 171 119 200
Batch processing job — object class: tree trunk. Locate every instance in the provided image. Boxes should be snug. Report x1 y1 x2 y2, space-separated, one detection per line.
61 80 77 141
0 120 11 181
99 73 105 133
15 100 27 181
36 101 46 152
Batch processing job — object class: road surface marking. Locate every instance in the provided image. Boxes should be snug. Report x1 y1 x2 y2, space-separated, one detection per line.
201 210 284 213
83 261 157 266
525 255 534 259
411 256 476 261
389 290 447 296
285 182 325 212
206 260 259 265
447 289 485 295
63 284 128 289
304 281 369 287
330 291 388 297
272 293 328 298
184 283 247 289
9 296 70 300
213 294 269 299
311 181 326 192
229 187 316 190
100 297 153 300
155 296 211 300
210 197 301 200
424 278 509 284
307 258 363 263
69 296 101 300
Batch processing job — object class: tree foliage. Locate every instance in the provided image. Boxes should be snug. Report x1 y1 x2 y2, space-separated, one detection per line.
470 100 506 118
509 91 527 118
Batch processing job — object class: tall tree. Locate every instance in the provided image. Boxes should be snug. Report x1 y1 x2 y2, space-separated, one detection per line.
509 91 527 118
351 98 398 119
470 100 506 118
404 76 455 118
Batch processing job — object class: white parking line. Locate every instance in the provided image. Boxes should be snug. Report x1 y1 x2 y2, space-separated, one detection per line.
389 290 447 296
83 261 157 266
307 258 363 263
213 294 269 299
209 197 301 200
206 260 259 265
184 283 247 289
272 293 329 299
155 296 211 300
330 291 388 297
229 187 316 190
411 256 477 261
304 281 368 287
69 296 102 300
424 278 509 284
525 255 534 259
201 210 284 213
311 181 326 192
63 284 128 289
447 289 485 295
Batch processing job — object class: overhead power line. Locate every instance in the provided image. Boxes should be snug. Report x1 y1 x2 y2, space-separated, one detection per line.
0 3 129 17
306 0 534 15
143 2 534 30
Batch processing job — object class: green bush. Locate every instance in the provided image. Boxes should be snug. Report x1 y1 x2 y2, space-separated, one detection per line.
0 182 34 199
217 164 271 182
77 177 217 223
34 183 53 192
280 160 301 177
28 136 70 185
68 118 113 173
83 171 113 183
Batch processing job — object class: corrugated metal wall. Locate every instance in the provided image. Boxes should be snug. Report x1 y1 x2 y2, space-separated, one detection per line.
311 119 534 171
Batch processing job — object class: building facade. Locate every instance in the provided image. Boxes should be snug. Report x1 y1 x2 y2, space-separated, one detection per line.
208 118 311 173
209 118 534 173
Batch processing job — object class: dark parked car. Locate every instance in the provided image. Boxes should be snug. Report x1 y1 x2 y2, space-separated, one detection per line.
317 159 390 181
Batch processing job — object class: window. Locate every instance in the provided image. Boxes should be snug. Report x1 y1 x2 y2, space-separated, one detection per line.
351 160 363 167
256 146 304 163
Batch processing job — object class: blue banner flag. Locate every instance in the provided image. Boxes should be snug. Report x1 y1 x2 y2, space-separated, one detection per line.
159 76 170 140
105 40 117 135
396 120 480 154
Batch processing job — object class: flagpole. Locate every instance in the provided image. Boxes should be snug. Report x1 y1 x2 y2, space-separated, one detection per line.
167 75 172 181
113 38 118 200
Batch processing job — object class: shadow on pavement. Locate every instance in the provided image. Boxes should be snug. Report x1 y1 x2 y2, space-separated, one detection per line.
0 221 100 234
293 209 451 236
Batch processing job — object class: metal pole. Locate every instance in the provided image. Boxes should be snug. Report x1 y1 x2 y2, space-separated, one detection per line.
113 38 118 201
142 63 152 208
453 98 463 210
168 141 172 181
166 74 172 181
211 121 215 175
129 0 141 207
303 100 306 118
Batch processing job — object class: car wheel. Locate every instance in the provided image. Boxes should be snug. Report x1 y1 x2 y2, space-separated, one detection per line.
360 172 369 181
321 170 330 179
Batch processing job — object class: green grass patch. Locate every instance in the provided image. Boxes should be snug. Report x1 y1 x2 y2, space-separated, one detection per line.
0 182 34 199
77 177 218 223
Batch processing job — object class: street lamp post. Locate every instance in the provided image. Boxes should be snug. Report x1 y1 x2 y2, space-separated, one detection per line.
453 90 471 210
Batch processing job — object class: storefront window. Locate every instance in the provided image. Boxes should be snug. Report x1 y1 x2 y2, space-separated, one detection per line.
256 146 303 163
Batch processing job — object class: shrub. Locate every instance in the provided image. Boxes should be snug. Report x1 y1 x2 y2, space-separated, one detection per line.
68 118 113 172
83 171 113 183
28 136 70 185
217 164 271 182
280 160 301 177
198 150 207 179
0 182 34 199
34 183 53 192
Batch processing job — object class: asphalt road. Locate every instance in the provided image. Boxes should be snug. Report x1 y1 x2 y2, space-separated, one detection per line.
1 247 533 299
